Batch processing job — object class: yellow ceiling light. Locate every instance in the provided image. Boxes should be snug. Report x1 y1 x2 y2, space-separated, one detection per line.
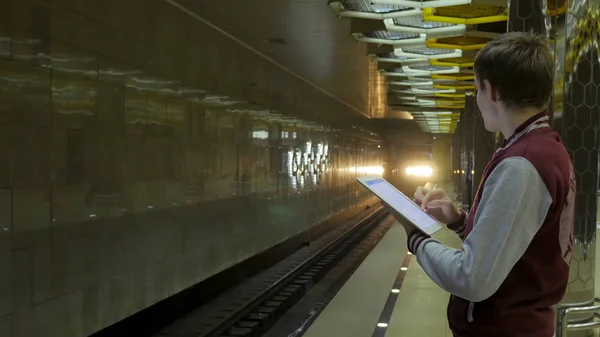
431 74 475 81
435 99 464 104
327 1 509 134
426 36 491 50
436 100 465 107
434 83 475 90
430 57 474 68
434 92 465 98
437 105 464 110
415 4 497 130
423 5 508 25
427 41 485 50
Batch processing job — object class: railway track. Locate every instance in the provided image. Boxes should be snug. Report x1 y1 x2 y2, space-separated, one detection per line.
157 205 389 337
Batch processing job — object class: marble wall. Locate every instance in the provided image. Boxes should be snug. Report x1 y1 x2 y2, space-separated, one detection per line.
0 0 381 336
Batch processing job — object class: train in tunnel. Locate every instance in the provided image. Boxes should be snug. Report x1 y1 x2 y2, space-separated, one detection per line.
385 145 438 195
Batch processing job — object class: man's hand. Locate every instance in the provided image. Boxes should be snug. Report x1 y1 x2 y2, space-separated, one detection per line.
413 186 461 225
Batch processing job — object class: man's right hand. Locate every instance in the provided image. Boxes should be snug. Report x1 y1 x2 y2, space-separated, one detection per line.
414 186 462 225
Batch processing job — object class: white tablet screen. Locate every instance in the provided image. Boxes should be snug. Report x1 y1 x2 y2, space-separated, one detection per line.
364 178 440 234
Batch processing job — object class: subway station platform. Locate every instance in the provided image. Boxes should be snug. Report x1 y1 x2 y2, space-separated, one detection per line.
303 225 600 337
301 189 600 337
302 219 460 337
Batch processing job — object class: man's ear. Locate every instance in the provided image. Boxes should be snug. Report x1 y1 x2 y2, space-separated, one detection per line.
483 79 499 104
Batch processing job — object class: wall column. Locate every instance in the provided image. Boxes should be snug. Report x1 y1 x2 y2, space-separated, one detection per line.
452 118 463 202
508 1 599 335
460 104 474 210
469 94 496 195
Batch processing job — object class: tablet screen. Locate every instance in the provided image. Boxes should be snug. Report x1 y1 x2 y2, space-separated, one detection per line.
361 178 441 235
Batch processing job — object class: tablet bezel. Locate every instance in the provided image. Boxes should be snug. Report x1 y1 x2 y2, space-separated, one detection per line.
357 176 443 236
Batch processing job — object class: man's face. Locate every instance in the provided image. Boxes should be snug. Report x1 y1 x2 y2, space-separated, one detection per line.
475 79 501 132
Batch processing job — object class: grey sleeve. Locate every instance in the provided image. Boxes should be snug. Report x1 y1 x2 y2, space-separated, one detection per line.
447 209 468 241
414 157 552 302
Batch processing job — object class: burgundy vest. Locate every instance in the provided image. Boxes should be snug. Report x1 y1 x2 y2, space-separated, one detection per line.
448 113 575 337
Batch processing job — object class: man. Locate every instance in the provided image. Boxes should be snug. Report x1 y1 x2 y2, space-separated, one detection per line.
392 32 575 337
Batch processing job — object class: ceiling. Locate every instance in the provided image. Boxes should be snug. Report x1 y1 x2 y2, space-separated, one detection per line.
331 0 509 133
172 0 509 134
173 0 393 118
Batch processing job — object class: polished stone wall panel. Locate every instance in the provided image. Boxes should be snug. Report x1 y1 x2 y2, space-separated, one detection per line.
431 135 452 180
508 0 554 122
460 106 473 208
507 0 549 34
0 0 381 336
471 96 496 192
452 119 463 200
560 15 599 315
509 1 599 335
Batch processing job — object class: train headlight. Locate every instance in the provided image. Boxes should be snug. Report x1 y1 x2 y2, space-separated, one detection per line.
405 165 433 177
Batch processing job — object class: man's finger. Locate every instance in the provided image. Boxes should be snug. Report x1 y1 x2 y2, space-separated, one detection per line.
414 186 431 202
424 199 445 209
421 188 445 210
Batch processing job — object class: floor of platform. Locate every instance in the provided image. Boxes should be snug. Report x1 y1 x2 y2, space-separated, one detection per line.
304 188 600 337
303 222 461 337
303 221 407 337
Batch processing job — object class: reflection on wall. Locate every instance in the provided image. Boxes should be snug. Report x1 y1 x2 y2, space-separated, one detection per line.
287 142 329 175
0 8 382 337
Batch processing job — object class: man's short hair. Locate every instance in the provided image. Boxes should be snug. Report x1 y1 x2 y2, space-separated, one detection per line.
474 31 553 109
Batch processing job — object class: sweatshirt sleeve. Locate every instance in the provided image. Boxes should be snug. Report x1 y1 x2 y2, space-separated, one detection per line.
446 209 468 241
406 157 552 302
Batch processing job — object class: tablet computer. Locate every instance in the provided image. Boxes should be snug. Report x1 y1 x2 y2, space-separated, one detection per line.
357 176 443 236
